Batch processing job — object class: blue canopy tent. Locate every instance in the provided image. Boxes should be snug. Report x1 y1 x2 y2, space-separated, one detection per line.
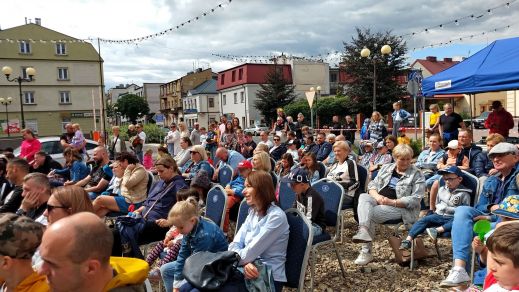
422 36 519 96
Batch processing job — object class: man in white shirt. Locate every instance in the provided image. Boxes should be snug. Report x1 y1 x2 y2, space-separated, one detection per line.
219 116 227 142
257 131 273 149
190 123 201 145
165 124 180 156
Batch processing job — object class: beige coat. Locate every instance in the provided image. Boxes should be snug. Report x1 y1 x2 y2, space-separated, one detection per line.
121 163 148 203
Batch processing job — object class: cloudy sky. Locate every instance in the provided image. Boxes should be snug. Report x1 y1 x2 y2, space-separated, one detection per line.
2 0 518 89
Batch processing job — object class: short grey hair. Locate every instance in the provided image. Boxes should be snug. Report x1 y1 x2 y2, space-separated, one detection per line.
392 144 414 160
326 134 336 140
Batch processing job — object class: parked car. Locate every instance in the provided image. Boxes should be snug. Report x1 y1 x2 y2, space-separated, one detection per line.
464 111 490 129
13 136 98 165
244 123 269 136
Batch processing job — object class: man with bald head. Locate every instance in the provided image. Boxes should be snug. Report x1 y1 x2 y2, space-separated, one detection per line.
38 212 148 292
59 123 75 149
212 146 245 180
75 146 112 199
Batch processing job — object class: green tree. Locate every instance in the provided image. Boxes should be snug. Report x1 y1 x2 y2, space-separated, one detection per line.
115 94 150 123
255 66 297 125
342 28 408 116
284 95 353 126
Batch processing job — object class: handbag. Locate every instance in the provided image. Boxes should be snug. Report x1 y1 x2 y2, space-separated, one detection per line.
387 236 430 265
182 251 241 290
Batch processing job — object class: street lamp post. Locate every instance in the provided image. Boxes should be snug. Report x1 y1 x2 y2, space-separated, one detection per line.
309 86 321 130
360 44 391 112
2 66 36 129
0 97 13 137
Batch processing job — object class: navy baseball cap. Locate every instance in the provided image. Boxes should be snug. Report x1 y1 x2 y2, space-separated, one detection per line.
438 166 462 177
281 167 310 184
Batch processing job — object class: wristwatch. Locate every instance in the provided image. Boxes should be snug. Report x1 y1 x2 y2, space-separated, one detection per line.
15 209 27 216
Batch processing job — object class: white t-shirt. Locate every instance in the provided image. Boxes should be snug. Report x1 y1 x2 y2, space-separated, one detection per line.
138 131 146 144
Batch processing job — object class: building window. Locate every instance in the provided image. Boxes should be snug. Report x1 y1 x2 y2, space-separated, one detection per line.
220 74 225 85
330 73 337 83
238 68 243 80
234 93 238 104
208 98 214 108
21 67 30 79
59 91 71 104
232 70 236 82
194 99 197 109
223 94 226 105
23 92 35 104
240 92 244 103
19 40 31 54
58 68 69 80
56 43 66 55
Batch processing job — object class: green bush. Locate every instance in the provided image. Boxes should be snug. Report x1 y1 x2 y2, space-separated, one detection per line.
409 139 423 158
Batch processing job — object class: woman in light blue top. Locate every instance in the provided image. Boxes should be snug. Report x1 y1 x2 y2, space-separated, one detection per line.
180 170 289 292
53 147 89 185
415 133 445 180
301 152 321 184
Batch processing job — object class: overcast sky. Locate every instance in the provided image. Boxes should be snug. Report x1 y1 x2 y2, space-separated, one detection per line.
2 0 518 89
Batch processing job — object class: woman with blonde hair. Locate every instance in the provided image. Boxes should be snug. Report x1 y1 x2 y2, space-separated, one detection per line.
427 104 441 136
368 111 387 142
252 151 271 172
44 185 94 225
182 145 214 179
178 122 190 139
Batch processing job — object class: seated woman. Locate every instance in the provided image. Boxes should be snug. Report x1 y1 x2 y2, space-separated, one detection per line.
181 145 214 179
252 151 271 172
180 170 290 292
51 147 89 186
327 141 359 206
92 152 149 217
161 197 229 292
174 137 193 169
368 141 392 179
384 135 398 157
301 152 321 184
101 161 124 196
352 144 425 265
274 153 295 177
415 134 445 181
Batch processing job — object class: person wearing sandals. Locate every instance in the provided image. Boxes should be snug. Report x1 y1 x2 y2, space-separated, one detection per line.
399 166 471 250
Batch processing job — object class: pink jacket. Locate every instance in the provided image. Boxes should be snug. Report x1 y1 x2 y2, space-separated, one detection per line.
19 138 41 163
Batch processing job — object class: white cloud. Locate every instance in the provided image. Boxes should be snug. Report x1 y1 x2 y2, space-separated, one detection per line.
2 0 518 88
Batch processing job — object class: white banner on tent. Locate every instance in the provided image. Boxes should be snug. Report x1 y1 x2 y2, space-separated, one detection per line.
435 80 452 90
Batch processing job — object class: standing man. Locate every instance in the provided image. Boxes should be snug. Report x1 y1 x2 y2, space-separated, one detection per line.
330 115 342 136
0 158 29 214
343 115 357 145
134 123 146 163
0 214 47 291
391 101 411 137
295 113 306 140
485 100 514 138
165 123 180 156
109 126 126 160
60 123 75 149
439 103 466 147
190 122 201 145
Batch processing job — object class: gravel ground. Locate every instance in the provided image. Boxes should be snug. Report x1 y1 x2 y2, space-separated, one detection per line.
147 216 457 292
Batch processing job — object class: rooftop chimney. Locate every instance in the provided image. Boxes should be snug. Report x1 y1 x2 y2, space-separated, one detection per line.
443 57 453 62
425 56 437 62
35 18 41 25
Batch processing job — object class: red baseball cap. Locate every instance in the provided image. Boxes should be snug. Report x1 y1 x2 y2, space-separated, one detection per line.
238 160 253 169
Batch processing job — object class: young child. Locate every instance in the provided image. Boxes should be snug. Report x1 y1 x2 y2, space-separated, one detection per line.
426 139 469 189
71 123 86 154
282 167 326 236
199 127 208 148
143 148 153 170
397 127 410 145
483 223 519 291
159 196 228 292
400 166 471 249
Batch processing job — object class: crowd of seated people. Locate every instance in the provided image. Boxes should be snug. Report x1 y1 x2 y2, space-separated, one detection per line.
2 112 519 292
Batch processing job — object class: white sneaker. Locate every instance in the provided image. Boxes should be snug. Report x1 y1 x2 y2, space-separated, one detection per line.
440 266 471 287
354 251 373 265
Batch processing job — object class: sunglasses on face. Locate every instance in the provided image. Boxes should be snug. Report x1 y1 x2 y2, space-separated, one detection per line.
47 204 67 213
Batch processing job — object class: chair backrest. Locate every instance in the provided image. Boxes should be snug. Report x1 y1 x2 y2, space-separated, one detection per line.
357 164 369 193
278 181 297 211
146 171 154 194
205 185 228 229
476 176 488 205
218 164 233 187
311 178 344 230
284 209 313 290
270 158 277 171
271 171 278 188
235 199 250 236
317 162 326 179
460 170 479 206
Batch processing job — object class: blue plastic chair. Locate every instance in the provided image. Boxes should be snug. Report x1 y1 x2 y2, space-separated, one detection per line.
218 164 233 187
284 209 314 291
309 178 346 290
205 185 228 229
235 199 250 237
278 181 296 211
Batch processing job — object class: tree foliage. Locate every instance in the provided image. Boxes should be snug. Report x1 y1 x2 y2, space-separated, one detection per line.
342 28 408 117
284 95 353 126
115 94 150 123
255 66 297 125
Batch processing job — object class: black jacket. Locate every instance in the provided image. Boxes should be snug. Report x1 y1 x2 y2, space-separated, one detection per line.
31 155 62 175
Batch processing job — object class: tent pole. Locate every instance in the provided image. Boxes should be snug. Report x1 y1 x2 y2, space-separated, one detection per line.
422 95 426 148
414 95 418 140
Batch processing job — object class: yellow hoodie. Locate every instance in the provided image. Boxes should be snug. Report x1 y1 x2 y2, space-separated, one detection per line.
103 257 149 292
4 271 50 292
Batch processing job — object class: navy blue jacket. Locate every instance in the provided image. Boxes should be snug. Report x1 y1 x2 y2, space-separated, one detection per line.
316 142 332 161
461 144 484 176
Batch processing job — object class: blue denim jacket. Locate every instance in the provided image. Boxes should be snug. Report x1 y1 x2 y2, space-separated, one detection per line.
476 165 519 221
187 160 214 179
172 217 229 285
392 109 411 121
415 148 445 170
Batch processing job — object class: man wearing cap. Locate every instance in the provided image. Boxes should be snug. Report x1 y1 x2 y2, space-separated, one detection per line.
485 100 514 138
223 160 253 233
282 167 326 235
359 141 375 169
0 213 48 291
427 140 469 190
369 141 392 179
441 142 519 287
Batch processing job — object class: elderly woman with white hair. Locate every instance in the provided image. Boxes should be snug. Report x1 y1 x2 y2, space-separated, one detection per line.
352 144 425 265
327 141 359 206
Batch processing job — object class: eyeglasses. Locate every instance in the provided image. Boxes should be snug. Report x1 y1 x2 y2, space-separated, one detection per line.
47 204 67 213
489 152 515 159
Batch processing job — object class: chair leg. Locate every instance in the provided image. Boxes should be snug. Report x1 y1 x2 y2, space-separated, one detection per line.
410 239 415 271
434 238 442 260
332 242 346 278
340 212 345 243
310 249 315 292
470 250 476 281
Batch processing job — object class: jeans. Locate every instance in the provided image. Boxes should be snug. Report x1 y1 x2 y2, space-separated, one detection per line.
160 261 176 292
442 131 459 147
408 213 453 238
136 151 143 163
311 223 323 236
451 206 486 268
167 143 175 156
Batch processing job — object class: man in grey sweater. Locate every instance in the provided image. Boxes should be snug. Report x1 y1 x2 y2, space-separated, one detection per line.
400 166 471 249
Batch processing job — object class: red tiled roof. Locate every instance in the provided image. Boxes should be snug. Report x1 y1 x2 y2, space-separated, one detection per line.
412 57 460 75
